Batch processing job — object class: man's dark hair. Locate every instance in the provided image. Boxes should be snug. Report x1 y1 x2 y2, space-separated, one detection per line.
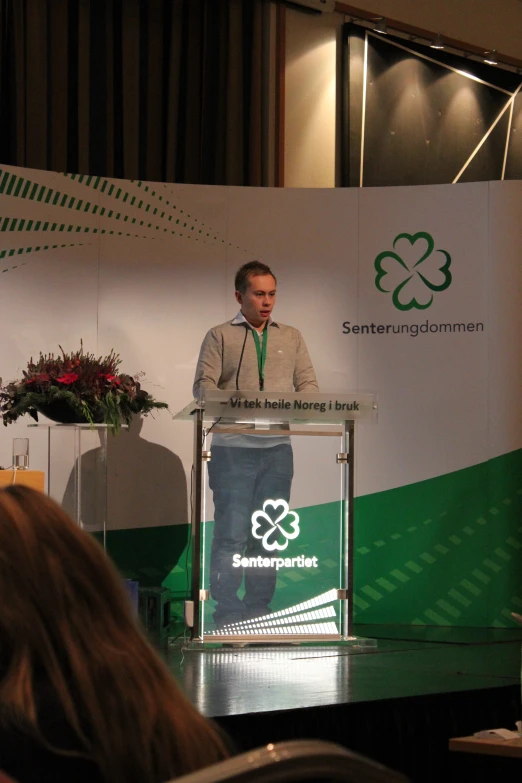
235 261 276 294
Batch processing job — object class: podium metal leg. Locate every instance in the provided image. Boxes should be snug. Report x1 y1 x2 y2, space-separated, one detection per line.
75 426 82 528
190 409 204 640
342 421 355 639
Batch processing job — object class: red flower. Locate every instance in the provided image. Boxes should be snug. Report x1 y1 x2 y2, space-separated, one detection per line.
26 373 50 385
56 372 79 385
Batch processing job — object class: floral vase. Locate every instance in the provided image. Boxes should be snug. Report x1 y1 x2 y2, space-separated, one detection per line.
35 400 105 425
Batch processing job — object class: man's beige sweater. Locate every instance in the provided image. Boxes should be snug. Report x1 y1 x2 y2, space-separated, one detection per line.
193 319 318 399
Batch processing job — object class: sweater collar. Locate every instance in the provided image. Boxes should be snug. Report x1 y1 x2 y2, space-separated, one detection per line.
231 311 278 329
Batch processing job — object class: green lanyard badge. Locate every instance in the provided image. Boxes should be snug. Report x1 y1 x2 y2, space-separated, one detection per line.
251 327 268 391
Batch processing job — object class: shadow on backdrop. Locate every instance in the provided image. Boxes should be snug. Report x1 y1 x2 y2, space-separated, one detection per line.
62 417 189 588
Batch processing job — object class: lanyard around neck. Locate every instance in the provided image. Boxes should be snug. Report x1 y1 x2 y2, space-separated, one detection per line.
251 326 268 391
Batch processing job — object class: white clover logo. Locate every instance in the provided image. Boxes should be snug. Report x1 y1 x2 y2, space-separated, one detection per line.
374 231 452 311
251 499 300 551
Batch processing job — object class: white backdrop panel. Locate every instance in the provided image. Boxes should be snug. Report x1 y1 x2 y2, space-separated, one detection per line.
0 169 520 534
356 183 489 495
0 167 100 487
487 180 522 460
96 182 229 528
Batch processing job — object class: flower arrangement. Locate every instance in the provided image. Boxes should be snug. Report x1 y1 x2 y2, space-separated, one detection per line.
0 344 169 433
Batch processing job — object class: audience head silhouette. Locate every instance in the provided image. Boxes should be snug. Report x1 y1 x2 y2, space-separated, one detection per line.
0 485 228 783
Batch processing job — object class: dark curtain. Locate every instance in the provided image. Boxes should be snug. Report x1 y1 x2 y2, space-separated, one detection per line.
0 0 269 185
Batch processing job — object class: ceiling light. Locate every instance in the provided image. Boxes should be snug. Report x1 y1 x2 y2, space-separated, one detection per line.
373 17 388 34
484 50 497 65
430 33 444 50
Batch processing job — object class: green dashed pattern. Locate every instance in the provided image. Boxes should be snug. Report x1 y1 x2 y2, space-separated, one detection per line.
0 167 250 260
2 242 89 268
171 450 522 630
354 448 522 627
101 450 522 631
0 216 166 243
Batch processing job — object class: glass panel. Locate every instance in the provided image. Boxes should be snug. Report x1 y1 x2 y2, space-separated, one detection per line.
28 424 112 547
201 390 377 423
199 422 345 642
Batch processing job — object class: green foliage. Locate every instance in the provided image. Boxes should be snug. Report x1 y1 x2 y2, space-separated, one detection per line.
0 344 169 434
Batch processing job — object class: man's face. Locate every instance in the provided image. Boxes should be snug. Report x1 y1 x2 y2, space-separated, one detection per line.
235 274 277 328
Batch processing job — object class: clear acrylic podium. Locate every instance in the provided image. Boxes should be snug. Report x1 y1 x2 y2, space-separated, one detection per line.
176 390 377 644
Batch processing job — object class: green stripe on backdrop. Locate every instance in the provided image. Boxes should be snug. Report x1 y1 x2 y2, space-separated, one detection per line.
103 449 522 628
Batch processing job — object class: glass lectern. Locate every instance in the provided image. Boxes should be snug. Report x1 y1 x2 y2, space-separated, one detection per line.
176 390 377 644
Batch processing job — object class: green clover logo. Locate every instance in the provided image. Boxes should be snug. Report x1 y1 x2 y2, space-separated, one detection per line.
374 231 452 311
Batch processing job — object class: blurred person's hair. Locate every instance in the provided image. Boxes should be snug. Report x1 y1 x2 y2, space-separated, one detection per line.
0 486 228 783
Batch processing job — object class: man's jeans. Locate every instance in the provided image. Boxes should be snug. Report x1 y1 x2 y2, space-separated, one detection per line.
208 443 293 626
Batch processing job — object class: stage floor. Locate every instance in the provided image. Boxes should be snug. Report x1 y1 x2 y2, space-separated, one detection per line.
160 624 522 719
155 625 521 781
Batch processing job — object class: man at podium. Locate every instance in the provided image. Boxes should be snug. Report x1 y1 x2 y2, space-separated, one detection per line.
193 261 318 628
